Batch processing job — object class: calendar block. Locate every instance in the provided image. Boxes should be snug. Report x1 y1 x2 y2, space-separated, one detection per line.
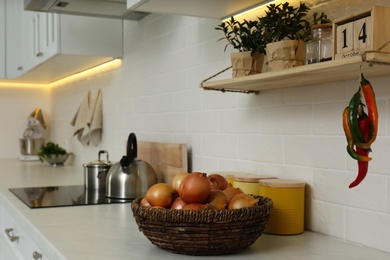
353 16 372 51
336 22 354 54
333 6 390 60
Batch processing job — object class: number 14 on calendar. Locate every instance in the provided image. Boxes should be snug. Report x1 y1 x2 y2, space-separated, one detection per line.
335 17 372 59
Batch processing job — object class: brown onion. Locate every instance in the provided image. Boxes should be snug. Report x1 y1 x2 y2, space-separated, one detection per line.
145 183 174 208
170 197 187 209
179 172 211 204
228 193 259 209
223 186 244 200
183 203 208 210
140 197 151 207
171 172 189 195
205 189 230 210
208 174 228 190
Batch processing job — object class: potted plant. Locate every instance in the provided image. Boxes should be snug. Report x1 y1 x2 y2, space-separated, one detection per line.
259 1 311 71
38 142 70 166
306 11 333 64
215 16 266 77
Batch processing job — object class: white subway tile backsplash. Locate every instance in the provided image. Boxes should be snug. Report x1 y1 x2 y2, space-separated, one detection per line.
285 136 345 169
239 89 284 108
313 103 346 135
258 105 312 134
187 111 219 133
347 208 390 252
202 134 237 159
238 135 284 163
173 89 202 111
284 82 346 105
306 200 346 239
161 113 187 132
202 90 239 110
219 108 259 134
313 169 387 212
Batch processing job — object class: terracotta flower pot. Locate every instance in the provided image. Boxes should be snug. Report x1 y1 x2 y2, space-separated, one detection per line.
266 40 306 72
231 51 265 77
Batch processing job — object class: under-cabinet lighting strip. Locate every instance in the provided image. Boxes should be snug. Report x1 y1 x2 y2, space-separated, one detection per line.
0 59 122 89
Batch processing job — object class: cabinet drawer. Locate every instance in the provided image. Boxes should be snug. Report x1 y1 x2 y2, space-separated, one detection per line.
0 205 47 260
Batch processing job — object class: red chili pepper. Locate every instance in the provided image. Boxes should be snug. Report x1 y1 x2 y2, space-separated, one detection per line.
349 108 371 188
342 107 371 162
356 73 378 149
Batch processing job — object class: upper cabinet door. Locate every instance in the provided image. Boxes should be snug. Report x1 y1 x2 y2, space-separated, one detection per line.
127 0 268 19
0 0 5 78
24 11 59 70
5 0 28 78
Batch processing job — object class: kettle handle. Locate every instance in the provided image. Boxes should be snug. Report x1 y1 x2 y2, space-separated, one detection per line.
127 133 137 161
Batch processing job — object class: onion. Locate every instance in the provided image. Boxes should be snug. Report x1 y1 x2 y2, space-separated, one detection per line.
170 197 187 209
171 172 189 195
208 174 228 190
228 193 259 209
145 183 174 208
223 186 244 200
205 189 230 210
183 203 208 210
140 197 151 207
179 172 211 204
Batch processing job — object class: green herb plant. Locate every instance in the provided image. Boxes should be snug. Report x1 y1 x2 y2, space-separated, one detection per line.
38 142 67 162
215 16 266 56
312 11 332 25
259 1 311 43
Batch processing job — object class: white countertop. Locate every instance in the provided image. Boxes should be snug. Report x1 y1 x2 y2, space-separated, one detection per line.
1 159 390 259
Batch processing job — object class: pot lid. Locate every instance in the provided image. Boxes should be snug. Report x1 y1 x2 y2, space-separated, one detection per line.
83 150 111 168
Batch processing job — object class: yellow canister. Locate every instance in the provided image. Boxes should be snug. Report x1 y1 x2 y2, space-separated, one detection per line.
258 179 305 235
209 172 235 186
234 175 276 195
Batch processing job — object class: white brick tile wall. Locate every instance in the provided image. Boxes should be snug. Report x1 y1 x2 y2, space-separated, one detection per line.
347 208 390 252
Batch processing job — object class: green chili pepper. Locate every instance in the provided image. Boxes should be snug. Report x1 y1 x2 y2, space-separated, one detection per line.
348 88 366 144
342 107 371 162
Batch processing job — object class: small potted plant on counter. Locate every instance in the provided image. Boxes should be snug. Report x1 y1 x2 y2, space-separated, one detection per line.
38 142 71 166
215 16 266 77
259 1 311 71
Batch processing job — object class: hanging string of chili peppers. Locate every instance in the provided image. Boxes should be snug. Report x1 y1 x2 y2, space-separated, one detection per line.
342 73 378 188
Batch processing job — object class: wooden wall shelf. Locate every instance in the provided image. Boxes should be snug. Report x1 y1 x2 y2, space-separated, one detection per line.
200 52 390 94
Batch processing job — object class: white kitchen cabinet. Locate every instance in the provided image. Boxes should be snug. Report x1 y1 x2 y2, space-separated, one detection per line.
24 11 59 74
0 0 5 78
6 0 123 83
127 0 268 19
0 204 48 259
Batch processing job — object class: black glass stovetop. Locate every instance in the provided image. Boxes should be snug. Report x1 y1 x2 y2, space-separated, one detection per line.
9 185 132 209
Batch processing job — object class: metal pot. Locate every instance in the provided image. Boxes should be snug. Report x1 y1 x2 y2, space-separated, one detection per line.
105 133 157 200
19 138 44 155
83 150 111 190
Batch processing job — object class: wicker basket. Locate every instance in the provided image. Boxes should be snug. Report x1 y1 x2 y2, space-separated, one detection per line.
131 195 273 256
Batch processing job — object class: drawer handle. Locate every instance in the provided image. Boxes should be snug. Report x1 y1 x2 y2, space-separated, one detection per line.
4 228 19 242
32 251 42 259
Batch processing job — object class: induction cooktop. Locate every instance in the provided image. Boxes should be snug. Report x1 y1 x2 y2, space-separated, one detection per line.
9 185 132 209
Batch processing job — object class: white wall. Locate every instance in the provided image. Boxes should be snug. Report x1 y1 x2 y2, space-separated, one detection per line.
1 0 390 254
0 86 50 158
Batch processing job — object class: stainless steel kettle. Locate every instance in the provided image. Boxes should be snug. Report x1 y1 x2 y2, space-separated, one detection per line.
105 133 157 200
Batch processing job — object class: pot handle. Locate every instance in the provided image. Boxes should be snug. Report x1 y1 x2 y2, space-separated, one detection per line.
98 150 109 162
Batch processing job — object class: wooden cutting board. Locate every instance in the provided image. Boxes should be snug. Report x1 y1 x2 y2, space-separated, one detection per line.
138 141 188 184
